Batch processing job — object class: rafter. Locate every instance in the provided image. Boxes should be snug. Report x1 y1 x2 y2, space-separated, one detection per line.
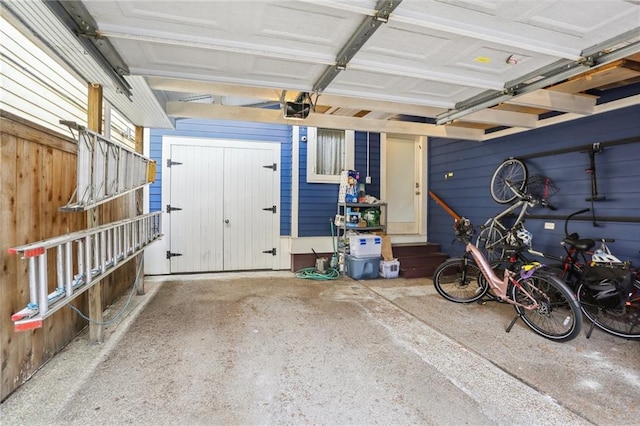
165 102 484 141
505 89 597 115
147 77 447 117
458 108 538 128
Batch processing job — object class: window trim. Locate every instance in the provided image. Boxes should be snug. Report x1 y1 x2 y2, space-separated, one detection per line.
306 127 355 184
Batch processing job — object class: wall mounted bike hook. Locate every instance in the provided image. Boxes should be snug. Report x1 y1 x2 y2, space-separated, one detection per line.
584 143 606 227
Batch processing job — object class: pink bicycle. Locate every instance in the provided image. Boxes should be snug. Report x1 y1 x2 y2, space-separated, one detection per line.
433 218 583 342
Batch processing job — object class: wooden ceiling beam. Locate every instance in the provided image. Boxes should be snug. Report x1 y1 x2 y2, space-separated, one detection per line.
459 108 538 128
505 89 596 115
147 77 447 118
165 102 484 141
549 60 640 94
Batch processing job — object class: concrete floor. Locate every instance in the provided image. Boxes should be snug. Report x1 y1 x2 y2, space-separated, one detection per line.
2 271 639 425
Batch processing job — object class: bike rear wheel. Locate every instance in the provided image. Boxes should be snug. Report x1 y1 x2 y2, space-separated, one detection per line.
577 283 640 339
491 158 527 204
511 271 582 342
433 258 488 303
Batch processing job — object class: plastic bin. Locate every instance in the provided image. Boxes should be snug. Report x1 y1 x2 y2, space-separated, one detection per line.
379 259 400 279
345 255 381 280
348 235 382 258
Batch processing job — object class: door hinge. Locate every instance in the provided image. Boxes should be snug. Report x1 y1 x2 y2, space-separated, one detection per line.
166 251 183 259
263 163 277 171
166 204 182 213
262 205 277 213
167 159 183 167
262 248 277 256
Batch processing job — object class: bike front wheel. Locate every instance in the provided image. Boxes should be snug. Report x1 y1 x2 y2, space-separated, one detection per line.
511 271 582 342
476 226 505 263
433 258 489 303
491 158 527 204
577 283 640 339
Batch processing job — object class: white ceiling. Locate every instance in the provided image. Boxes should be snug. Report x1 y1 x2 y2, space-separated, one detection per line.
4 0 640 140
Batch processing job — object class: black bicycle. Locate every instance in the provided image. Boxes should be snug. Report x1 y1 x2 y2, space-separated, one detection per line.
496 209 640 339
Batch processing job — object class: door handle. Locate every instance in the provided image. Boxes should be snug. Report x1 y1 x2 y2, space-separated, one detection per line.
225 219 230 224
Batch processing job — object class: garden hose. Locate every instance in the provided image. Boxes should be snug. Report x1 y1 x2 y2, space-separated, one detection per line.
294 267 340 280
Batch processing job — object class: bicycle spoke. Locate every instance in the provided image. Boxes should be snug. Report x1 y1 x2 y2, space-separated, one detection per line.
433 258 488 303
578 285 640 338
512 273 582 341
490 158 527 204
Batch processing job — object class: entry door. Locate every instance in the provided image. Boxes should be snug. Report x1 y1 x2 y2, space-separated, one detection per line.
384 136 422 235
168 141 279 273
223 146 277 271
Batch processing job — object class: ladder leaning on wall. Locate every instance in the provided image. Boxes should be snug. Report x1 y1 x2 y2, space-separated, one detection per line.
9 212 162 332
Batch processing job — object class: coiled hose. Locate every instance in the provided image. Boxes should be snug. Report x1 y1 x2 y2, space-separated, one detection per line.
294 267 340 280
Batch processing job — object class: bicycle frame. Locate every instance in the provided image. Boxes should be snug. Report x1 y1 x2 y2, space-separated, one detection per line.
465 242 540 310
481 197 534 245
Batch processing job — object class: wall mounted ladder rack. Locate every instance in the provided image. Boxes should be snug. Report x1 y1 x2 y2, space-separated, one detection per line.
59 120 156 211
9 212 162 332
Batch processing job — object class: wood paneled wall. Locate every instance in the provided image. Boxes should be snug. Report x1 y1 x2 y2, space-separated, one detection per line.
0 111 137 401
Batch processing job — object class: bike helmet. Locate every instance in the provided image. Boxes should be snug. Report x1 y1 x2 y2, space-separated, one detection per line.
516 227 533 247
591 249 622 265
454 217 473 239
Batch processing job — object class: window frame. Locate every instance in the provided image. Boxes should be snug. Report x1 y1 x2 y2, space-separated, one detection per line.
306 127 355 184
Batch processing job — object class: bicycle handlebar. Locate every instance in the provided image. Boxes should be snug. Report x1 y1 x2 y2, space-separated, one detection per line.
540 199 557 211
564 208 590 237
507 179 556 210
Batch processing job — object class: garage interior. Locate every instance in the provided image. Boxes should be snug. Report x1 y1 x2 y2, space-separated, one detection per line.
1 0 640 424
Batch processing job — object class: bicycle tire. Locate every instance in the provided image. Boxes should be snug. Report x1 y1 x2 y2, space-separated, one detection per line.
490 158 527 204
475 226 505 263
433 258 488 303
511 271 582 342
577 283 640 339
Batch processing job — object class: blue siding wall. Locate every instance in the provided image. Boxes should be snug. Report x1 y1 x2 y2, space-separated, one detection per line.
428 104 640 266
149 118 292 236
297 129 381 237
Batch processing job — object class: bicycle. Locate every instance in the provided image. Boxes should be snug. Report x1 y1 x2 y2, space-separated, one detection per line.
432 218 583 342
498 209 640 339
477 163 559 262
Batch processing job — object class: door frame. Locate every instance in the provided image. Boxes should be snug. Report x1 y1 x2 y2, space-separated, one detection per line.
161 135 281 273
380 133 427 243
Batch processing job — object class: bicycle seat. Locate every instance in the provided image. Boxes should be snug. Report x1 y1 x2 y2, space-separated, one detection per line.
562 236 595 252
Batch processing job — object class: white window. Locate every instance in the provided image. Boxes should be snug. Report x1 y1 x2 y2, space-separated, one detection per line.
306 127 355 183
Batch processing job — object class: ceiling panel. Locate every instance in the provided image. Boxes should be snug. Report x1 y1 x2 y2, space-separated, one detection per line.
3 0 640 140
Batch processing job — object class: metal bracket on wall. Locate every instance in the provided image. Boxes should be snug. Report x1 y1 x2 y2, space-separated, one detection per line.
584 143 606 227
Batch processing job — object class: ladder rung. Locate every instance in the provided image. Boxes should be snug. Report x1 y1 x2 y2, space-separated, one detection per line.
59 122 155 212
9 212 162 332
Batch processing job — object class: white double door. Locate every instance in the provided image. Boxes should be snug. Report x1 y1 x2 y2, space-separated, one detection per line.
165 137 280 273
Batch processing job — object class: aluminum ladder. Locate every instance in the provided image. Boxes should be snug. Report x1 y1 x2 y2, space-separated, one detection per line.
60 121 156 211
9 212 162 332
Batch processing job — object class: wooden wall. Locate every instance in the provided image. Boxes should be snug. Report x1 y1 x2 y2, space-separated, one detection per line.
0 111 137 401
